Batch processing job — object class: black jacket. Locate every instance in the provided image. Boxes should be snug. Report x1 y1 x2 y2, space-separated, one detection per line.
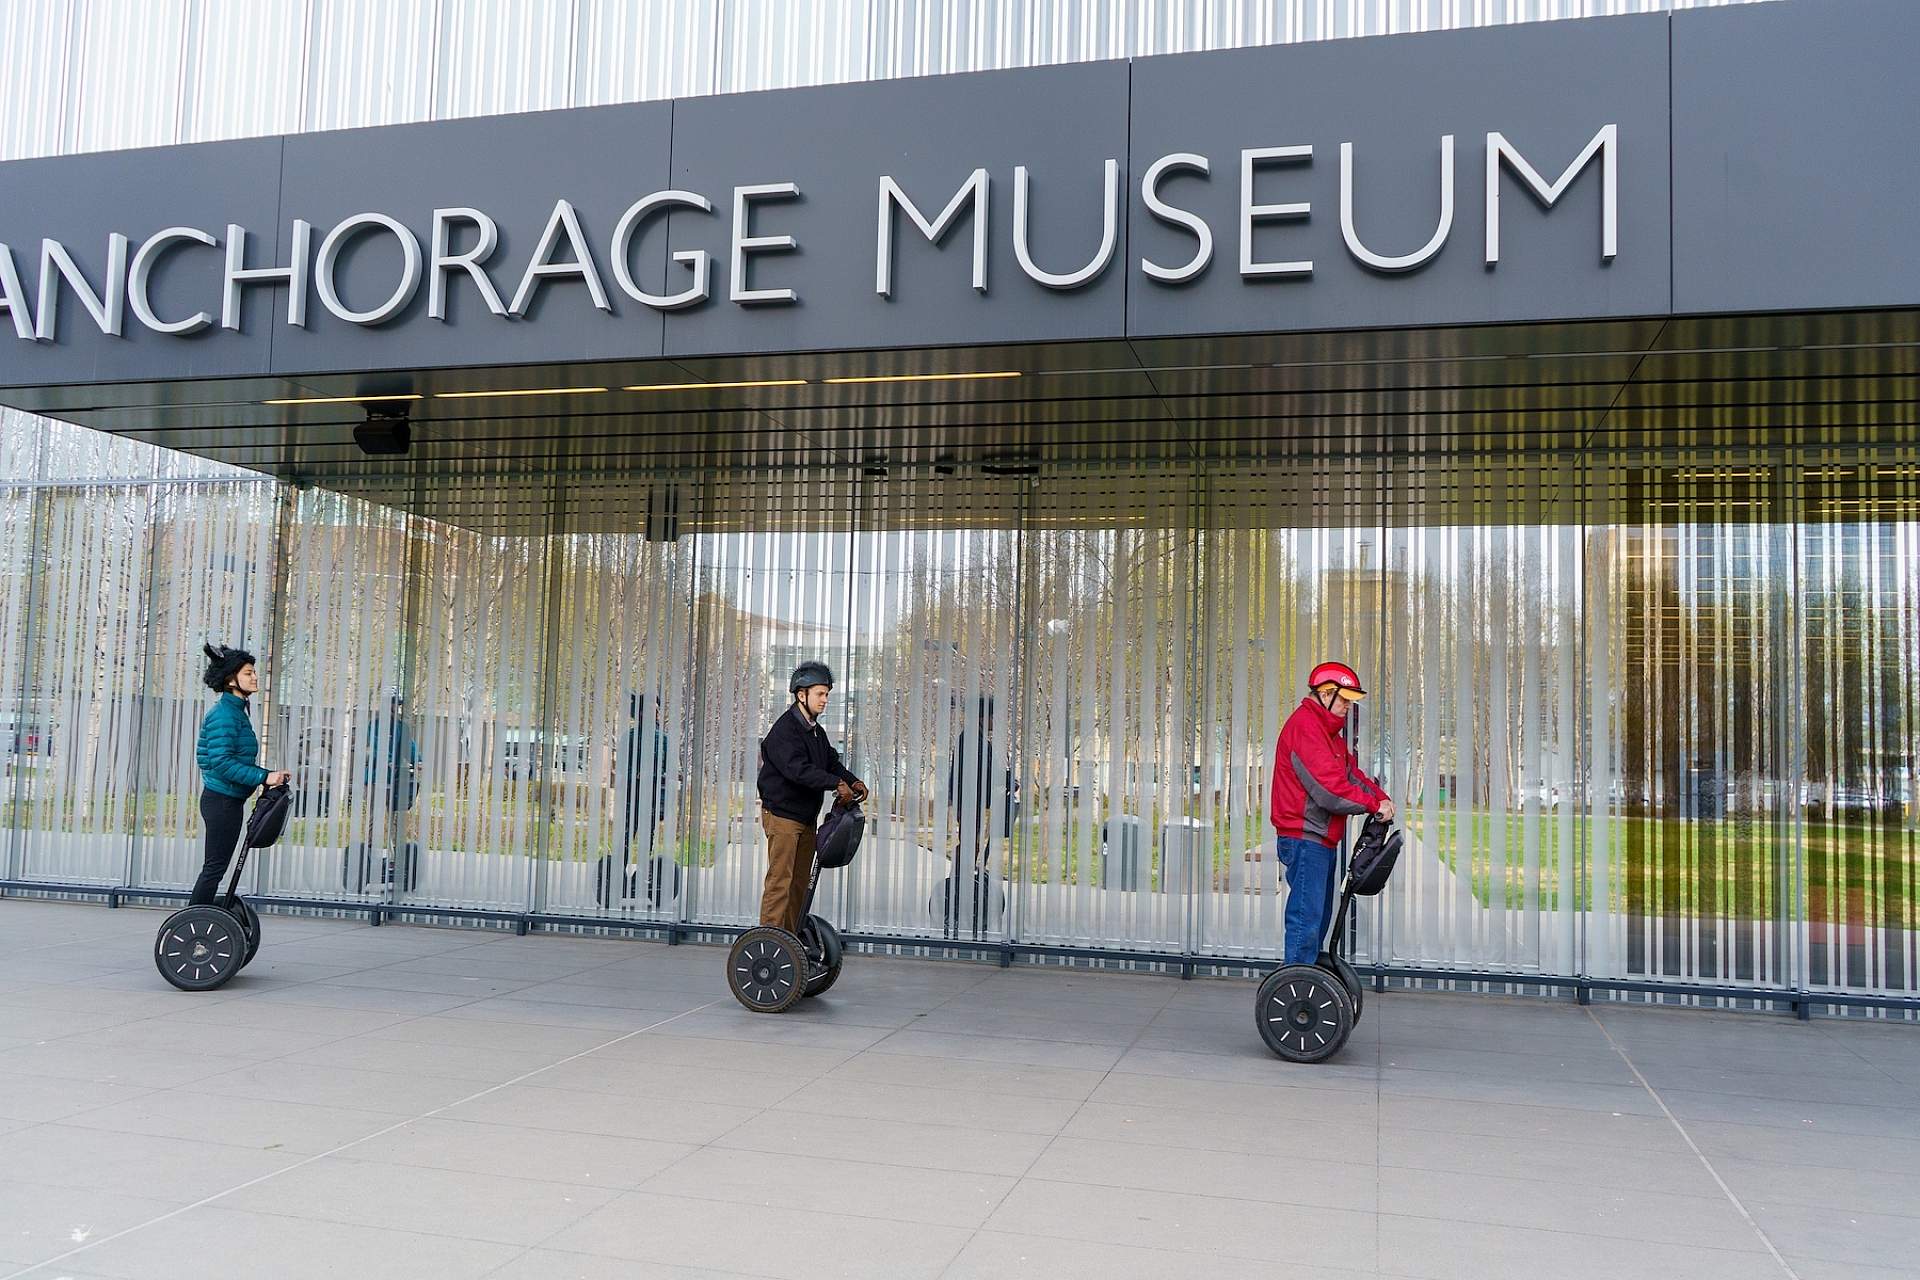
757 705 861 825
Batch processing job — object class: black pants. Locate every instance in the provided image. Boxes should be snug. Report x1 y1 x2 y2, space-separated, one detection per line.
189 790 247 906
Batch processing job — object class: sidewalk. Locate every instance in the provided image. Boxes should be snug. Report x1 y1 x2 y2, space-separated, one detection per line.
1 897 1915 1279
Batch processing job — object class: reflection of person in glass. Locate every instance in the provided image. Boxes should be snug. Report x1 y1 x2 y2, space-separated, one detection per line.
1270 662 1394 965
942 695 1013 934
191 644 290 905
346 693 420 894
756 662 865 934
368 693 421 818
621 692 671 863
948 696 1014 857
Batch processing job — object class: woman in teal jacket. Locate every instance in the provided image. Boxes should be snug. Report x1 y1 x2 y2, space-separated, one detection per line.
192 644 290 905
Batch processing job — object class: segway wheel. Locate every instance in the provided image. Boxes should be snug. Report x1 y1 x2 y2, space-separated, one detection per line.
1320 951 1363 1024
800 915 844 998
1256 963 1355 1063
230 896 262 968
154 906 247 992
727 927 807 1014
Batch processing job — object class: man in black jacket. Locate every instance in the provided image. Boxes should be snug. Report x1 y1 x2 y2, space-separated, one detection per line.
757 661 866 934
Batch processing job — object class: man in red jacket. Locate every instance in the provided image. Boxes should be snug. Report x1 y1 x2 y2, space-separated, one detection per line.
1270 661 1395 965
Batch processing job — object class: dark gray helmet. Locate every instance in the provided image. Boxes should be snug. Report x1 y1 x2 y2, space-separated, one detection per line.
789 661 835 694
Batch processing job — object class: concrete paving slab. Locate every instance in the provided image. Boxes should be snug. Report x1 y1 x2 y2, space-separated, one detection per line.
1024 1133 1379 1212
769 1075 1084 1135
0 1071 156 1124
345 1116 695 1189
0 1179 186 1269
983 1178 1378 1272
1377 1214 1768 1280
712 1108 1051 1177
942 1229 1371 1280
635 1144 1014 1228
543 1190 971 1279
57 1088 399 1155
481 1252 781 1280
30 1204 522 1279
218 1156 619 1246
0 1124 304 1200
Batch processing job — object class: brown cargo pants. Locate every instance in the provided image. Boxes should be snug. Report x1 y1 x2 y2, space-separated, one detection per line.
759 811 816 934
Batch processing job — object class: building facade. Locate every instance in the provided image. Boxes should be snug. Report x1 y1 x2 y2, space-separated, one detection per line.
2 0 1916 1013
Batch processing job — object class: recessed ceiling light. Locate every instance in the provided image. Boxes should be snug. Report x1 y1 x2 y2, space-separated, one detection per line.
622 379 808 391
262 393 423 405
434 387 609 399
823 371 1022 385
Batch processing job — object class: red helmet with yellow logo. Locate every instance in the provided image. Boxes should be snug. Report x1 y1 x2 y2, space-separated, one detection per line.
1307 661 1366 700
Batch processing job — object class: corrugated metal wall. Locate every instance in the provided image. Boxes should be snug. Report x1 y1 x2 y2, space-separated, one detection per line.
1 0 1770 161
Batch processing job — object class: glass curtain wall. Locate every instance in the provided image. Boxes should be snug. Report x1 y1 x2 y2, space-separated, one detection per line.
3 418 1917 1008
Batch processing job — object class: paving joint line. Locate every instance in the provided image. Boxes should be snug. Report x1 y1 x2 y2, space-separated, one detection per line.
1585 1007 1802 1280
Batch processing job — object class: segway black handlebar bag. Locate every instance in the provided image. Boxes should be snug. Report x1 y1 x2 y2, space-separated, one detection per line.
244 783 293 850
816 799 865 869
1347 813 1402 896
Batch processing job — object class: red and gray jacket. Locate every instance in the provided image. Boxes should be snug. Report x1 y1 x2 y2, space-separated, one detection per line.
1270 696 1387 847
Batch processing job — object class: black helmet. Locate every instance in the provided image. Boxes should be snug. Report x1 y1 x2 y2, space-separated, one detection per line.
789 661 835 694
201 643 256 692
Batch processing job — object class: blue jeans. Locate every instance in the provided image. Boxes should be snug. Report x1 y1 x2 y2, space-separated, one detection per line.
1277 836 1337 965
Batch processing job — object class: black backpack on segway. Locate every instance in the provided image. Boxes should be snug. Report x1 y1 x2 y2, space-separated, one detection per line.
727 799 864 1013
154 784 290 992
1256 812 1402 1063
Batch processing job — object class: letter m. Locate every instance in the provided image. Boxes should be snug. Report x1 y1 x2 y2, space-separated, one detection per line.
1484 124 1617 265
875 169 989 297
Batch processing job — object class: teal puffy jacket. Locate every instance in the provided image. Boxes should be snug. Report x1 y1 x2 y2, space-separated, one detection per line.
197 693 268 798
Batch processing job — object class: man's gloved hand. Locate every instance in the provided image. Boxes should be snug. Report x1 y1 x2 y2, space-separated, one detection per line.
835 782 856 805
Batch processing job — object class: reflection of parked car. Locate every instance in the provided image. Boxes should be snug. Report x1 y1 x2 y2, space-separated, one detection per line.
1799 781 1886 812
500 732 595 782
2 716 52 756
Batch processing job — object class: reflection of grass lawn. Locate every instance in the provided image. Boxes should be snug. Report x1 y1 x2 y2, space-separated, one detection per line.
1400 809 1916 924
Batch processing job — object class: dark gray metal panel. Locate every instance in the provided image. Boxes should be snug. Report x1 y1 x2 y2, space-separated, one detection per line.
661 61 1131 358
1126 15 1670 338
1671 0 1920 316
270 103 672 377
0 138 282 388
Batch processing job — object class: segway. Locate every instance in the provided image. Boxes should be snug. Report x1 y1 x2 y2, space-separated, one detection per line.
727 799 862 1013
1257 812 1402 1062
155 783 290 992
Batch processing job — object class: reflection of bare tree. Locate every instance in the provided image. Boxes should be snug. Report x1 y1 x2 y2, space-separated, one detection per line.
1025 527 1189 809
